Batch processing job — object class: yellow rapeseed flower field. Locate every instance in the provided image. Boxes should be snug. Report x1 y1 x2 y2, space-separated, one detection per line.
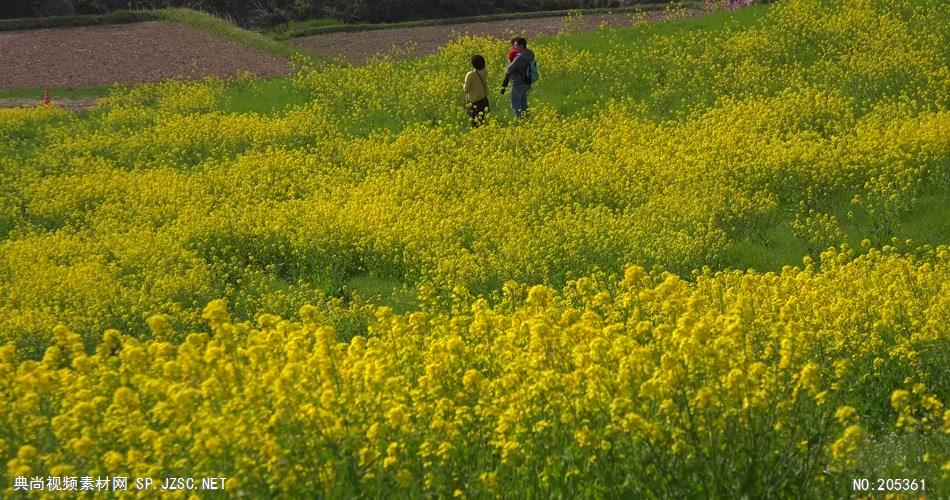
0 0 947 496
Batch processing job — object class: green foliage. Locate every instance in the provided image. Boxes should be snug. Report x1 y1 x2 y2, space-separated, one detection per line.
267 16 341 38
0 86 112 101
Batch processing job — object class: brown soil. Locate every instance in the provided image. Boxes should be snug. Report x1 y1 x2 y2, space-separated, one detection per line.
289 9 706 65
0 21 291 91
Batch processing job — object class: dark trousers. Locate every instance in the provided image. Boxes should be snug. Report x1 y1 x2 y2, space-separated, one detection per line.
468 97 490 127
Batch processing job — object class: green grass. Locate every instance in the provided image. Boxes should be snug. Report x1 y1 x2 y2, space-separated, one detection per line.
218 77 311 114
721 223 810 273
897 188 950 246
0 85 112 101
241 6 768 134
345 275 418 313
721 181 950 273
851 432 950 495
266 17 342 38
829 183 950 252
269 3 694 39
553 5 762 47
538 6 768 116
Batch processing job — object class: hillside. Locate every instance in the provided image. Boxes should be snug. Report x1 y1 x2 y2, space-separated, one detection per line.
0 0 948 497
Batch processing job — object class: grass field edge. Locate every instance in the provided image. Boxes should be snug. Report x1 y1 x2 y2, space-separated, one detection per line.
271 2 703 40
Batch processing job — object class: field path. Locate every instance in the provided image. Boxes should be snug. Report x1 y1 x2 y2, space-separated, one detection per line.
290 9 705 65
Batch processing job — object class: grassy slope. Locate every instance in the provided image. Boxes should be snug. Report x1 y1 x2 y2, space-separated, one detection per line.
154 8 302 59
217 8 765 116
221 5 946 304
265 3 685 39
216 8 775 306
4 5 947 298
536 8 760 116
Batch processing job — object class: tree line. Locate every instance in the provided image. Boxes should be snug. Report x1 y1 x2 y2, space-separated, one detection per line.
5 0 667 26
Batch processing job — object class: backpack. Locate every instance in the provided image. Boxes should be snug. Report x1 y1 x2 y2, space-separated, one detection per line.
525 59 539 85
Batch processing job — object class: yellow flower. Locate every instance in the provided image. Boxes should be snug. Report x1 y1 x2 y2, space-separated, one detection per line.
387 406 407 428
202 299 230 326
890 389 910 410
479 471 497 490
16 445 37 461
798 363 821 396
527 285 553 307
147 314 171 339
462 369 483 391
830 425 863 462
394 468 412 487
103 451 124 471
834 406 857 425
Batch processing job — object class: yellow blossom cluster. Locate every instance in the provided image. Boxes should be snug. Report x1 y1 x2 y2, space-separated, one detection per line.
1 246 948 497
2 5 947 344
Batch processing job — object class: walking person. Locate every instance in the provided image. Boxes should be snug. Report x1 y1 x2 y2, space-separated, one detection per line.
464 54 490 127
500 37 536 119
